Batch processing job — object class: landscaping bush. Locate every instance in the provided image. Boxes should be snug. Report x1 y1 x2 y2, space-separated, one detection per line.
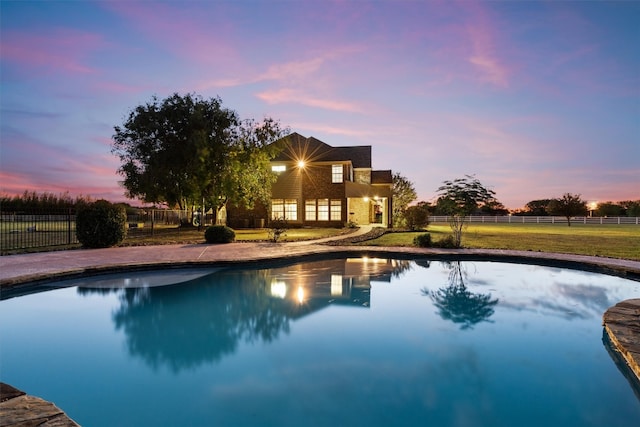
76 200 127 248
204 225 236 243
413 233 432 248
432 235 457 248
268 217 288 242
405 204 430 231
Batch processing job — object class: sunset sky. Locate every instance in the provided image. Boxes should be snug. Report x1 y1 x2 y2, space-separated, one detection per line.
1 0 638 209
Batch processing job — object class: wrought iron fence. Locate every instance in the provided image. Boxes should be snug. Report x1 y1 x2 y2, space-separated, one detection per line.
1 208 78 253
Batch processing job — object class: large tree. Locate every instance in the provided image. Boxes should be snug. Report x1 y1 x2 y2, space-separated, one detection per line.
112 93 286 219
436 175 498 247
594 201 624 217
523 199 553 216
391 172 417 228
546 193 587 226
620 200 640 217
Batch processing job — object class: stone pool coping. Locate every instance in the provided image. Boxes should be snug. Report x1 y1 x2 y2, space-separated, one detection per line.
1 242 639 425
1 242 639 288
0 382 80 427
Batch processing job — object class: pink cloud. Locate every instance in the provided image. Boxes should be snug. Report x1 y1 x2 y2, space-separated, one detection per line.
1 28 106 74
290 122 374 139
1 132 124 200
256 88 365 113
196 57 326 90
463 3 510 88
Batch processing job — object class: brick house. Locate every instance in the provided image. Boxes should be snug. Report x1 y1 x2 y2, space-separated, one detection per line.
266 132 393 228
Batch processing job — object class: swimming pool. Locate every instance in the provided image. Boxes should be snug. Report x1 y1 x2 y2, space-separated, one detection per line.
1 257 639 426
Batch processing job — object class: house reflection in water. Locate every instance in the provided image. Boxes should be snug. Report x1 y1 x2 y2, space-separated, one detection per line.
266 257 410 317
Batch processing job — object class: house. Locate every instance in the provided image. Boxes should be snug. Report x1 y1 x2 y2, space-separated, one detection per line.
267 132 393 228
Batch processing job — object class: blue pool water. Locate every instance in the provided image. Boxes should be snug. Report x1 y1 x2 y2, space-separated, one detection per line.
1 257 639 426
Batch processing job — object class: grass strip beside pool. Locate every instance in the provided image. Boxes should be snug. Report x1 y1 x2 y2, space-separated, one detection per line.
361 224 640 261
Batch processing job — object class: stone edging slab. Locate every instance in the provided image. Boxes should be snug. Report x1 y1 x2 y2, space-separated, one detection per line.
603 299 640 387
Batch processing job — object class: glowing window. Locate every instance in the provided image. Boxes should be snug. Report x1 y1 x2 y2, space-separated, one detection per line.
284 199 297 221
271 199 284 220
332 164 343 183
271 165 286 172
305 200 316 221
330 199 341 221
271 199 297 220
318 199 329 221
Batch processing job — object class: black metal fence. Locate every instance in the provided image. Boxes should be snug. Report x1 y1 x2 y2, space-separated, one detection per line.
1 208 78 253
0 208 202 254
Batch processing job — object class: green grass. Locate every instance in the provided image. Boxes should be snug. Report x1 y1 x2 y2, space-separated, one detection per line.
121 226 348 246
234 227 348 242
4 222 638 261
362 223 640 261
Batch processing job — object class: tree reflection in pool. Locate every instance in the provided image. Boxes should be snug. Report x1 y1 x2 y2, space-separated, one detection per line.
1 257 639 427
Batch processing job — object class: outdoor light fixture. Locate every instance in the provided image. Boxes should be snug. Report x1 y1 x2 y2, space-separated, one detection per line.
297 160 306 169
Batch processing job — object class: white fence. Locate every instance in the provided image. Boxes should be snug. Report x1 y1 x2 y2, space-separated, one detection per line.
430 216 640 225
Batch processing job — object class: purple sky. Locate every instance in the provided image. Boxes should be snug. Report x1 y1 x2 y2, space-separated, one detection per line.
1 0 638 209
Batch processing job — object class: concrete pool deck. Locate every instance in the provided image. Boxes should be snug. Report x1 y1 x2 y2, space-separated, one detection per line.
1 235 639 425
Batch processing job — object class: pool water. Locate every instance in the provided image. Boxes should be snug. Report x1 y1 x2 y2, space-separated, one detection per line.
1 257 639 426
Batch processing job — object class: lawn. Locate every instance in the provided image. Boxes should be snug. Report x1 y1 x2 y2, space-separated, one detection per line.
3 222 638 261
362 223 640 261
121 226 348 245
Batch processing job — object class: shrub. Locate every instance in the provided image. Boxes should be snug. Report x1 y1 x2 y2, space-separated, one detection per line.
204 225 236 243
413 233 432 248
432 235 457 249
405 204 430 231
76 200 127 248
268 217 288 242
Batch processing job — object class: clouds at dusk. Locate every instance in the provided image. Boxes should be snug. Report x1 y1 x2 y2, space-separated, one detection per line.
1 0 638 208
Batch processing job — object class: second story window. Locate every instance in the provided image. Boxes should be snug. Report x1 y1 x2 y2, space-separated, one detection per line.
272 165 286 173
332 164 343 183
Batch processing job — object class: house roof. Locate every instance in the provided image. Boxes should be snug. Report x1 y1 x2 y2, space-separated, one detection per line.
272 133 372 168
371 170 392 184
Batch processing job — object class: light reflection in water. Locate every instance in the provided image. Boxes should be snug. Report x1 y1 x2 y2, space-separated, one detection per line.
0 257 638 427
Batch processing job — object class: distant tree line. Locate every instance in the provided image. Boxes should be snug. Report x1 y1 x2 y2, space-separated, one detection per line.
0 191 94 211
512 198 640 217
0 191 147 215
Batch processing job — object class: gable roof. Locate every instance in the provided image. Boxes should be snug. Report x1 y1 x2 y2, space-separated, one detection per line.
272 133 372 169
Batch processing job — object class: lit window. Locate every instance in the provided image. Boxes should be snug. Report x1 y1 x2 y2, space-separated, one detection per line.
332 164 343 183
305 200 316 221
272 199 297 220
271 199 284 220
318 199 329 220
284 199 297 221
330 199 341 221
271 165 286 172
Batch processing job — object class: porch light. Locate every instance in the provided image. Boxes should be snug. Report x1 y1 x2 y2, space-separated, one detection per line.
363 197 369 202
297 160 306 169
